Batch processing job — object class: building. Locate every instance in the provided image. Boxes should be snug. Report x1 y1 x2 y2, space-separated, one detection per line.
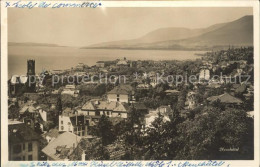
165 89 180 96
59 108 87 137
96 61 105 68
107 85 135 103
207 93 243 106
36 104 50 122
8 75 28 96
157 105 173 113
81 99 130 119
185 91 198 110
51 69 63 75
27 60 36 93
131 102 148 115
42 132 81 160
136 83 150 90
75 63 86 71
43 128 60 143
19 101 38 129
145 106 171 129
9 60 36 95
61 85 79 97
8 120 41 161
116 57 129 66
199 68 210 81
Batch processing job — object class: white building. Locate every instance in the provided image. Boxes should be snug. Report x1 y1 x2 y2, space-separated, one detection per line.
59 108 87 137
107 85 135 103
61 85 79 97
185 91 198 110
145 106 172 129
117 59 128 66
80 99 129 119
199 69 210 81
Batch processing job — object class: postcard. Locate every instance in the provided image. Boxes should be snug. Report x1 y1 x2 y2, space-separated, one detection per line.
1 1 259 167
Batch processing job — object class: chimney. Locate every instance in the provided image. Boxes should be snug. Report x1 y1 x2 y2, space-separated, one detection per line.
81 151 86 161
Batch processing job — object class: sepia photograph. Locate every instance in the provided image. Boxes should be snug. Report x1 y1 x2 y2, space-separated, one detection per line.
2 2 259 165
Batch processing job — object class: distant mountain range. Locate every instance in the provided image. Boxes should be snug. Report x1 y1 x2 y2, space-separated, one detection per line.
82 15 253 50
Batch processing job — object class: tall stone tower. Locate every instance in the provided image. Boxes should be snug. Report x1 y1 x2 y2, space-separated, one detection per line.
27 60 35 76
27 60 36 92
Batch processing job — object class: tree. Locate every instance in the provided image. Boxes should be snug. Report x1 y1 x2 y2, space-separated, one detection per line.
93 115 116 146
8 103 20 120
121 105 144 160
69 138 110 160
143 109 183 160
93 84 107 96
34 122 43 135
143 113 167 159
176 106 253 160
56 95 62 115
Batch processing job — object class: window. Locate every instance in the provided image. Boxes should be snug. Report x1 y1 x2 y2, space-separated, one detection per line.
28 142 32 152
28 155 33 160
107 111 110 115
86 120 89 126
13 144 22 154
61 126 64 131
61 121 63 125
117 94 120 102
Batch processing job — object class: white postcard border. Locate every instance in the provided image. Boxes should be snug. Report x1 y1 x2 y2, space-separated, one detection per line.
1 1 259 167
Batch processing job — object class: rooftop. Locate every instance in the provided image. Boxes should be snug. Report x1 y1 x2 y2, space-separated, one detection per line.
9 123 41 144
8 119 23 125
44 128 61 138
42 132 81 160
10 75 28 85
82 100 130 113
107 85 134 95
207 93 243 104
19 104 37 114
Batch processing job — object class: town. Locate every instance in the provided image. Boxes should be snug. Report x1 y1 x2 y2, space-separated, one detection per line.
8 46 254 161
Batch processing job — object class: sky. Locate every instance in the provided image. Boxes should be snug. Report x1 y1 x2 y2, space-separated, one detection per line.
8 7 252 47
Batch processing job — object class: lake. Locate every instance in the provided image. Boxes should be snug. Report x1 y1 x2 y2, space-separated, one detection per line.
8 46 207 78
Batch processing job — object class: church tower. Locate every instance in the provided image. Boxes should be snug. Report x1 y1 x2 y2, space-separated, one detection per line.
27 60 36 92
27 60 35 76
